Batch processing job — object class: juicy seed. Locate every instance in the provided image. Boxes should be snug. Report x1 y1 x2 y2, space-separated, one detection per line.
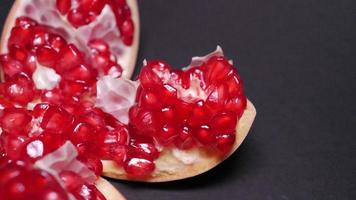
0 108 32 135
56 0 72 15
36 45 58 67
124 158 155 177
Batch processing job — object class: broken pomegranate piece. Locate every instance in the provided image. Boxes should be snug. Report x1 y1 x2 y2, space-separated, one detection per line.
95 47 251 179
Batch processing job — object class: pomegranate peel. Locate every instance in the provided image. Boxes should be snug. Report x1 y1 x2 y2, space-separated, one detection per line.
95 177 126 200
101 100 255 182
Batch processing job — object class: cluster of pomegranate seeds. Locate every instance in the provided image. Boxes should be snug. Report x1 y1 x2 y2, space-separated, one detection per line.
0 155 106 199
56 0 134 45
0 104 125 175
0 159 69 200
0 16 123 107
129 56 247 155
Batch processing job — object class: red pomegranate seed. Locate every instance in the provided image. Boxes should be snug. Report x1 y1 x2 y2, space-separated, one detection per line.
129 142 159 161
195 125 215 145
68 9 90 28
175 126 195 149
158 124 178 145
80 0 106 14
36 45 58 67
205 56 233 84
215 133 236 154
56 0 72 15
15 17 37 28
63 64 95 82
79 109 106 131
0 55 24 77
60 81 87 98
32 103 50 118
55 44 84 73
0 98 14 111
129 107 158 135
120 19 134 45
1 133 28 160
124 158 155 177
48 34 67 52
2 73 35 105
70 122 96 144
8 26 33 49
0 108 32 135
40 106 73 134
30 27 50 48
211 112 237 133
89 39 110 54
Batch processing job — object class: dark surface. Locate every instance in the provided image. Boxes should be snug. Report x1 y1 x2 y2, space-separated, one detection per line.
1 0 355 199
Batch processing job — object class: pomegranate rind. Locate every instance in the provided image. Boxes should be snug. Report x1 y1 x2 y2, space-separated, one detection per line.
0 0 140 80
96 177 126 200
102 100 256 182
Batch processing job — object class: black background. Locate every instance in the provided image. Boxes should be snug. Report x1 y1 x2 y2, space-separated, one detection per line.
1 0 355 199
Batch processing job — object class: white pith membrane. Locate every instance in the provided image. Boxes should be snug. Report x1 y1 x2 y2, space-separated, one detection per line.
96 75 138 124
0 0 140 82
34 141 96 200
97 47 256 182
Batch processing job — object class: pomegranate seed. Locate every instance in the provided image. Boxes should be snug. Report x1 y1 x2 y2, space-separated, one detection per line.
63 64 95 82
215 133 236 154
211 112 237 133
2 73 35 105
120 19 134 45
15 17 37 27
175 126 195 149
32 103 50 118
40 106 73 134
36 45 58 67
55 44 83 73
124 158 155 177
0 98 14 111
89 39 110 54
56 0 72 15
70 122 96 144
1 133 28 160
31 27 50 48
158 124 178 145
205 56 232 84
48 34 67 52
0 55 24 77
129 142 159 161
80 0 106 14
0 108 32 134
195 125 215 145
68 9 90 28
8 26 33 48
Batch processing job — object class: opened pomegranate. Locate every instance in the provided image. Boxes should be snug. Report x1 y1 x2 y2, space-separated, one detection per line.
0 142 124 200
98 47 256 181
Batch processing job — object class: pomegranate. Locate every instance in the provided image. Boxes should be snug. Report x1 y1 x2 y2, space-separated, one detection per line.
0 142 125 200
0 0 256 183
98 47 256 181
